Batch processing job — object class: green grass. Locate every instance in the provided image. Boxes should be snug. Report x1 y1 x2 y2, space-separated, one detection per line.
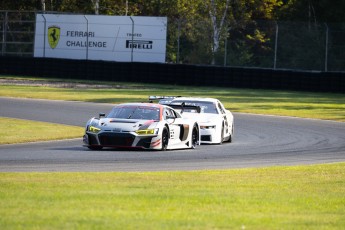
0 163 344 229
1 76 344 122
0 117 83 144
1 76 344 229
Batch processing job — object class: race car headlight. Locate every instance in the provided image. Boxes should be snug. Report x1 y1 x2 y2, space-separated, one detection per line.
200 125 216 129
135 128 159 135
89 125 101 133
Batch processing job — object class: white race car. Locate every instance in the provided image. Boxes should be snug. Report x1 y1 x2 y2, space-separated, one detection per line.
83 103 200 150
152 96 234 144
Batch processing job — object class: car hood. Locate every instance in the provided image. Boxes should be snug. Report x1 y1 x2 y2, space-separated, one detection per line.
97 118 159 132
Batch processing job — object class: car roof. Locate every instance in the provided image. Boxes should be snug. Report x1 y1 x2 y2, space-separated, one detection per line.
171 97 219 103
116 103 164 109
115 103 182 111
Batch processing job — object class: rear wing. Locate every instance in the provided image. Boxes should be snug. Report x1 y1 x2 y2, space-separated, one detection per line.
149 96 201 113
168 103 201 114
148 96 180 105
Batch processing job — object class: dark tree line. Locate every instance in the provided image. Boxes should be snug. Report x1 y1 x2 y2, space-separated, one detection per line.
1 0 344 22
1 1 344 70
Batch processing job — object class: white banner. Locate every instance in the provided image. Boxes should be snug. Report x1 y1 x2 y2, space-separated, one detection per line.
34 14 167 63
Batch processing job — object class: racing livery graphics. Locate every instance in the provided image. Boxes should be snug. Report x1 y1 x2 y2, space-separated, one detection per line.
83 103 200 150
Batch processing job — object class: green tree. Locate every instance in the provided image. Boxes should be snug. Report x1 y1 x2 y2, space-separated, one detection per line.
0 0 41 11
277 0 345 23
221 0 283 66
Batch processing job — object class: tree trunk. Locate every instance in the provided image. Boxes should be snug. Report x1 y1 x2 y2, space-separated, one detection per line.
209 0 230 65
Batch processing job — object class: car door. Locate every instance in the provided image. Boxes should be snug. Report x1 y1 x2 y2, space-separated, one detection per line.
163 108 181 145
164 108 191 146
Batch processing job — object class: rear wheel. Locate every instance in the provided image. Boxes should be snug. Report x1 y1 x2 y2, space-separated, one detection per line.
191 125 199 149
161 127 169 151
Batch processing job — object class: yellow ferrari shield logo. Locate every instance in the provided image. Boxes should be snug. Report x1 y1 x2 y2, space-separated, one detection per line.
48 26 60 49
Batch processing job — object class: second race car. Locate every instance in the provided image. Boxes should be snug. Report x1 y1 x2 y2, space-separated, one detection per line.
152 96 234 144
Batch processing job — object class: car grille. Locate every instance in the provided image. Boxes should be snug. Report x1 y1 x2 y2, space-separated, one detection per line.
98 133 135 146
201 135 211 141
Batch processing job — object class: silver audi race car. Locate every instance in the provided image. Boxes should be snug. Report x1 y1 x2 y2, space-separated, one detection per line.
83 103 200 150
152 96 234 144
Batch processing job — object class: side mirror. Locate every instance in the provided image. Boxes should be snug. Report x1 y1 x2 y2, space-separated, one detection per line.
99 113 106 118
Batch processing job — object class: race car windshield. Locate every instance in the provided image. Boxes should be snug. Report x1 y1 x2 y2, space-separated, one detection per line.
107 106 160 120
171 101 218 114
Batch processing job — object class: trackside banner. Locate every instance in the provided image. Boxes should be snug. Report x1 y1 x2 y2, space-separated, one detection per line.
34 14 167 63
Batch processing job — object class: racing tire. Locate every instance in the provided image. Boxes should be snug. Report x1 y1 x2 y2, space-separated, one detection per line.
191 125 199 149
88 146 103 150
161 127 169 151
225 124 234 143
218 125 224 145
225 125 234 143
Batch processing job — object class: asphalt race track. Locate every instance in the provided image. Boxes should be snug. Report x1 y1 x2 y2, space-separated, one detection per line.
0 97 344 172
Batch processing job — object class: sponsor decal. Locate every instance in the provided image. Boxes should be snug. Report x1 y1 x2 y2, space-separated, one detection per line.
35 14 167 62
126 40 153 49
65 30 107 48
66 40 107 48
48 26 60 49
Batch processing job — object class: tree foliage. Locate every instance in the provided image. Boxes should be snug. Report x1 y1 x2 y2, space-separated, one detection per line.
277 0 345 23
1 0 342 23
0 0 343 67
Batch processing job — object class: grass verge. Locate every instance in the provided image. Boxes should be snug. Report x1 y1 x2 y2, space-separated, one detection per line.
0 117 83 144
1 76 344 122
0 163 344 229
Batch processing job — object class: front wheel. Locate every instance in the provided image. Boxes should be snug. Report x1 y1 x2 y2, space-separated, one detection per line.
225 124 234 143
161 127 169 151
218 125 224 145
191 125 199 149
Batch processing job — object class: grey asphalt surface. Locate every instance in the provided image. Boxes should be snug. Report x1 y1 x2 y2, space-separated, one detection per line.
0 97 344 172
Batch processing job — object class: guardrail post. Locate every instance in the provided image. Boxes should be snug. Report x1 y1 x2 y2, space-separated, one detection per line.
324 23 329 72
224 35 227 67
177 19 180 64
1 11 7 56
84 15 89 60
274 21 278 69
41 14 46 57
129 16 134 62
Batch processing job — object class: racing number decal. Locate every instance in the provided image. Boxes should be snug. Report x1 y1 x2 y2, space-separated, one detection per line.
170 130 175 139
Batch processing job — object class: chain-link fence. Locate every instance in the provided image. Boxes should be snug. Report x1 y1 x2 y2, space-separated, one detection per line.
0 11 36 56
1 11 344 72
170 19 345 72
